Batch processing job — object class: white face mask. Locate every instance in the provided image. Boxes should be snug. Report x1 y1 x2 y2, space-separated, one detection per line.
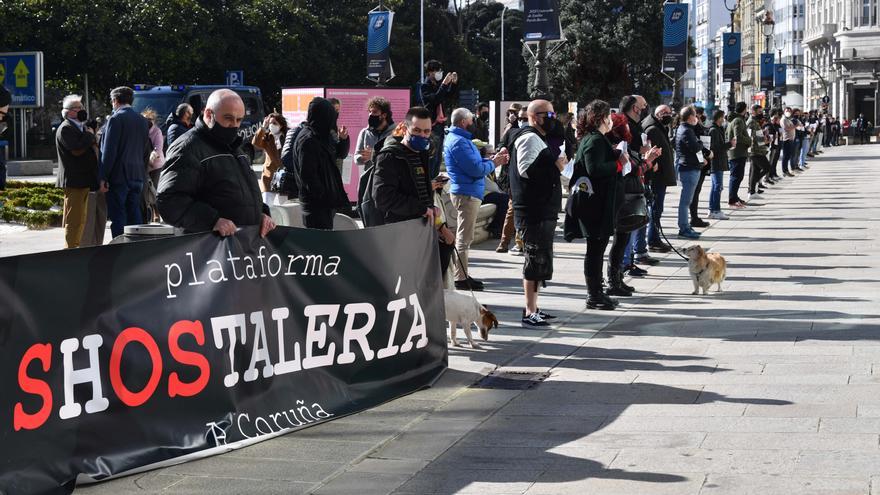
269 123 281 135
434 71 444 82
784 112 792 118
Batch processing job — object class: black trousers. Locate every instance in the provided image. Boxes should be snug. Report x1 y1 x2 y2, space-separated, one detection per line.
748 154 770 194
689 167 709 220
302 206 334 229
438 241 453 277
608 231 629 275
585 236 611 293
768 146 781 177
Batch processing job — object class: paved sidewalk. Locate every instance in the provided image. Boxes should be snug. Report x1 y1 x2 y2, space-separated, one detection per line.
33 144 880 494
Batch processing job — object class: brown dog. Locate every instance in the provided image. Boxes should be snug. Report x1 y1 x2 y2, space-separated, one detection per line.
683 245 727 295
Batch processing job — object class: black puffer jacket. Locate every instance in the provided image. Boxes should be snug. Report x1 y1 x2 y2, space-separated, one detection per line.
164 113 189 151
158 117 268 233
293 98 349 209
372 135 433 224
642 114 676 187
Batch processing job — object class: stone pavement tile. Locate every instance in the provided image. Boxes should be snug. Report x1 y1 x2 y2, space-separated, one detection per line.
700 432 879 451
521 382 704 405
456 417 608 448
75 472 187 494
633 372 850 385
819 417 880 434
699 384 880 404
426 445 618 471
859 405 880 417
162 455 342 482
525 470 704 495
291 419 407 444
599 416 818 433
371 418 477 461
431 389 521 421
545 369 639 384
349 457 430 474
795 451 880 477
761 362 872 375
497 401 747 418
313 472 411 495
703 342 853 356
152 476 316 495
226 438 374 462
744 403 857 418
608 448 798 475
393 468 542 494
700 474 868 495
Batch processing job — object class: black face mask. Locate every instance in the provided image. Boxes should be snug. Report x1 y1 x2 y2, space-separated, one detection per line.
660 115 673 126
368 115 383 130
639 107 650 120
479 111 489 121
540 116 558 135
76 109 88 122
208 119 240 146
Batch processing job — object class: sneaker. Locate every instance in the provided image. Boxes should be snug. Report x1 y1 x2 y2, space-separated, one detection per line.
627 265 648 277
536 309 557 320
521 312 550 327
648 243 672 253
747 193 763 201
509 245 524 256
729 202 746 209
495 245 508 253
635 255 660 266
678 229 701 239
708 211 729 220
690 218 710 228
784 171 796 177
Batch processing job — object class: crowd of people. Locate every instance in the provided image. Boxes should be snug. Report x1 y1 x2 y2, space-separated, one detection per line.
32 63 859 328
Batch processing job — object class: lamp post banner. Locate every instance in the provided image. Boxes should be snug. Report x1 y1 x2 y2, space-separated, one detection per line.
367 10 395 81
775 63 787 95
662 3 689 74
0 221 447 494
523 0 562 41
723 33 742 83
760 53 775 91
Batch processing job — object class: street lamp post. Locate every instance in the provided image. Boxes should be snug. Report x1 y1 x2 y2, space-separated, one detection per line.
501 6 508 101
420 0 424 80
760 11 775 110
723 0 739 113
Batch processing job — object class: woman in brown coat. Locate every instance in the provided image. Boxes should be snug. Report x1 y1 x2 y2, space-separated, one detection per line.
252 112 288 200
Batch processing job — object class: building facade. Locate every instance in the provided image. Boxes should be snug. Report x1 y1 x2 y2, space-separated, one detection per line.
694 0 733 110
773 0 806 108
804 0 880 122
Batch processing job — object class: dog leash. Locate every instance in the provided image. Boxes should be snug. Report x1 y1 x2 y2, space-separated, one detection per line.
435 188 479 299
656 221 690 262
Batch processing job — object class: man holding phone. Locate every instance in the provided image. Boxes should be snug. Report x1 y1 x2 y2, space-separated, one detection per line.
418 59 458 177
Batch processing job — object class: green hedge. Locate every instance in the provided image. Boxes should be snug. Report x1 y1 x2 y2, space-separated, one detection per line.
0 182 65 229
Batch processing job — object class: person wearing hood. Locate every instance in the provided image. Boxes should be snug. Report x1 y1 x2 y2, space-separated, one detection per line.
292 97 350 229
641 105 676 253
355 96 395 169
158 89 275 237
164 103 193 150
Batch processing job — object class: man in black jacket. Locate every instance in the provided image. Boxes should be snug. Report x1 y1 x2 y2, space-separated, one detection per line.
158 89 275 237
509 99 566 328
620 95 657 272
642 105 676 252
293 97 350 229
373 107 455 276
56 94 99 248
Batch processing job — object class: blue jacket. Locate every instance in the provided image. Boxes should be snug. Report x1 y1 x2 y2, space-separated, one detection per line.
100 106 150 184
443 126 494 200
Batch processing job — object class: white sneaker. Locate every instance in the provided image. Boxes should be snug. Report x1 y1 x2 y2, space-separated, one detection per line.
747 193 763 201
708 211 729 220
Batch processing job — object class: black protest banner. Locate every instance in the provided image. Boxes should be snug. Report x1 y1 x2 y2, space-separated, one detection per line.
0 220 447 494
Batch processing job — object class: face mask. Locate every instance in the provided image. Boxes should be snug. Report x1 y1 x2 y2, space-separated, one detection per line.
434 71 444 82
540 116 558 135
76 109 88 122
784 112 791 118
480 111 489 120
639 107 649 120
660 115 673 126
408 133 430 151
207 116 240 146
368 115 383 129
508 114 517 124
269 123 281 135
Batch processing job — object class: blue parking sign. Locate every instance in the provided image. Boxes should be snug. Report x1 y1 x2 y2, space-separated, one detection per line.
0 51 44 108
226 70 244 86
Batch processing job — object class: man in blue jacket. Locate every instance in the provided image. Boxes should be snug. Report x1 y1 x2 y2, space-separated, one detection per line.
444 108 509 291
99 86 151 237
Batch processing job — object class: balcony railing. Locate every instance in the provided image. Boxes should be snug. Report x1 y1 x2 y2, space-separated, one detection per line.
804 23 837 45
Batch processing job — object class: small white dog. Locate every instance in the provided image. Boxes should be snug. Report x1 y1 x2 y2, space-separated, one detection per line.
443 289 498 349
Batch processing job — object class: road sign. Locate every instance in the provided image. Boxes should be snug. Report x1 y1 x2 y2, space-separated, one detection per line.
821 95 830 104
0 51 44 108
225 70 244 86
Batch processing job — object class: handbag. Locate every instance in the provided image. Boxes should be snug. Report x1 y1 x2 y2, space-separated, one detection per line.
616 192 648 233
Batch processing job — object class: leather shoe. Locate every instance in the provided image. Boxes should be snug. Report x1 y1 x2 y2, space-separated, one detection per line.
690 218 710 228
635 255 660 266
648 243 672 253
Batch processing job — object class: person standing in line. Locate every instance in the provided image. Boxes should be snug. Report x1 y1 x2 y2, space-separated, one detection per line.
99 86 151 237
707 110 734 220
642 105 676 253
725 102 751 208
673 106 709 239
763 109 782 183
746 105 770 202
496 106 529 255
688 106 711 229
780 107 796 177
444 108 509 291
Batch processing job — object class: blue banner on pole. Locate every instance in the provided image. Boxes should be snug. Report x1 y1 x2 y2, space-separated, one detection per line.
523 0 563 41
722 33 741 83
367 10 395 81
774 63 787 94
706 48 716 107
662 3 689 74
760 53 775 91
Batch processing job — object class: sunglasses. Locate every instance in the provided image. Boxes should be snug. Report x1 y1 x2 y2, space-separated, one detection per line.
536 111 557 119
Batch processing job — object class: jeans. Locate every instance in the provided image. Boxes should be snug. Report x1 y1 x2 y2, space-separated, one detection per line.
799 138 810 167
727 157 746 204
709 170 724 213
106 180 144 238
676 167 700 232
647 183 667 246
781 140 794 173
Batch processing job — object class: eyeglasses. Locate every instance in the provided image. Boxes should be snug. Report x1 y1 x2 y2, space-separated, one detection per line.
536 111 557 119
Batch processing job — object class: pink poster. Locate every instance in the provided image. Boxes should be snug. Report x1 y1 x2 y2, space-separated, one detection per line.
325 88 411 202
281 87 324 127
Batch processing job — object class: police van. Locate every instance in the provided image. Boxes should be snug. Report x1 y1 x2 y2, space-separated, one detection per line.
132 84 266 145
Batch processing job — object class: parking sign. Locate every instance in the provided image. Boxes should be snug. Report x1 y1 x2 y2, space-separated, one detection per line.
0 51 44 108
225 70 244 86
